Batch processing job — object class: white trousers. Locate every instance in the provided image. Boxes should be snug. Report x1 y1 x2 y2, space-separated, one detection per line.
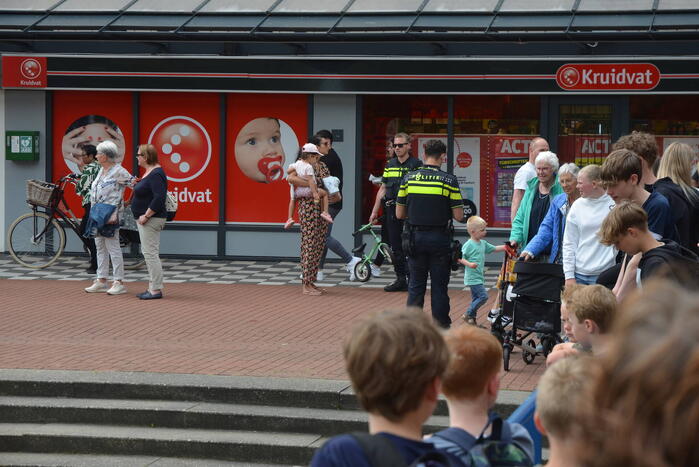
137 217 166 291
95 232 124 281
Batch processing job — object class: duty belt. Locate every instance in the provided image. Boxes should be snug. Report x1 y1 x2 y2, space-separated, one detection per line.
412 225 448 231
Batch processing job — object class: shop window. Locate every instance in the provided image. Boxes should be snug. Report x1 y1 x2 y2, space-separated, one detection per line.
453 96 541 228
630 96 699 159
361 95 448 224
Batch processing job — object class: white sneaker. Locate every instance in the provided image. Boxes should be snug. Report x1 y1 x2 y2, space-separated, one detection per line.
107 282 127 295
370 264 381 277
84 280 109 293
346 256 362 281
487 309 499 323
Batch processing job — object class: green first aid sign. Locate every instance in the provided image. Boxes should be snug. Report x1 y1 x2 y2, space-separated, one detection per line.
6 131 40 160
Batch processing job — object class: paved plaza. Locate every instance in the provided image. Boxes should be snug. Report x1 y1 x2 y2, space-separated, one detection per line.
0 254 543 392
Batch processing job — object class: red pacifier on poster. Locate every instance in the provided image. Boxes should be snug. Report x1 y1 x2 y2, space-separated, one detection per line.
148 116 212 182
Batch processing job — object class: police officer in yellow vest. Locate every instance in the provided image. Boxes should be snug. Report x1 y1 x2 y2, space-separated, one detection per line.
396 139 464 328
370 132 422 292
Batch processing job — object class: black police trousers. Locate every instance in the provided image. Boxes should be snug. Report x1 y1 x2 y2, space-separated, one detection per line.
406 229 452 328
384 203 408 280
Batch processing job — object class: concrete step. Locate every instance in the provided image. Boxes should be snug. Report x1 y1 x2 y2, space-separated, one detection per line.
0 423 319 465
0 452 287 466
0 370 529 418
0 396 450 435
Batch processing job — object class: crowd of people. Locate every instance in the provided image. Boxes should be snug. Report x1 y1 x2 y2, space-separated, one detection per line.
312 275 698 466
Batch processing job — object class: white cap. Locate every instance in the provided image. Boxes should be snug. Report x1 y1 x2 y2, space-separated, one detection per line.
301 143 323 155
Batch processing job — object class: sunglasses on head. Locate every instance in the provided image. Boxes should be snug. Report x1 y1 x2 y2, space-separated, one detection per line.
393 143 407 148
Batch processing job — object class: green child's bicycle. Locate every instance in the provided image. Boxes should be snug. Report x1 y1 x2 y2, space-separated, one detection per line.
351 223 394 282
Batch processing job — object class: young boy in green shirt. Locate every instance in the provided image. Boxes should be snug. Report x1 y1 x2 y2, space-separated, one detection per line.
459 216 507 326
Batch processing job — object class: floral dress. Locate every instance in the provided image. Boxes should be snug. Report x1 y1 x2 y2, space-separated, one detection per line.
299 161 330 285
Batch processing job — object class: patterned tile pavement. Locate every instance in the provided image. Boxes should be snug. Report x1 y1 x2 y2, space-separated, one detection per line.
0 254 542 392
0 254 500 289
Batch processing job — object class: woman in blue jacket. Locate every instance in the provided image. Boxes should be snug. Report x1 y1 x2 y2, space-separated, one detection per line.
521 163 580 263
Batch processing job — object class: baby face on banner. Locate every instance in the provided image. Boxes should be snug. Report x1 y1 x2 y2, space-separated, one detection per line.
235 117 286 183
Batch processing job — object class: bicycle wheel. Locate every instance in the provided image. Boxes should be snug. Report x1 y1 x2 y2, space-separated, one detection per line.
354 261 371 282
119 229 146 270
8 211 66 269
378 243 394 265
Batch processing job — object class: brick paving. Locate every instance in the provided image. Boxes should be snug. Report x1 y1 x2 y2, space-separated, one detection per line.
0 255 543 392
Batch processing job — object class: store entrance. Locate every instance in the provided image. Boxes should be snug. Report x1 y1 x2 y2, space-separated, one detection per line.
547 97 628 167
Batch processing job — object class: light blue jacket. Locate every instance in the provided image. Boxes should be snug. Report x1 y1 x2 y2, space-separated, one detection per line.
523 193 569 263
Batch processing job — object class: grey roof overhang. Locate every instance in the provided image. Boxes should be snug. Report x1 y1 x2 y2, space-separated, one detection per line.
0 1 698 56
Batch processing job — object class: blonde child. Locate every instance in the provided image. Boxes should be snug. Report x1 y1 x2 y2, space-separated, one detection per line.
284 143 333 228
535 355 595 467
459 216 507 326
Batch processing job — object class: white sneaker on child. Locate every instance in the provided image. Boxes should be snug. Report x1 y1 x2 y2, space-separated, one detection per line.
370 264 381 277
487 309 499 323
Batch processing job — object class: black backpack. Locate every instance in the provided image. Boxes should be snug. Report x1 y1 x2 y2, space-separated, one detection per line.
350 432 465 467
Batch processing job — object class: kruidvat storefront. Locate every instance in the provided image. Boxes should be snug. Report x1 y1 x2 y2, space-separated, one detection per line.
1 1 699 261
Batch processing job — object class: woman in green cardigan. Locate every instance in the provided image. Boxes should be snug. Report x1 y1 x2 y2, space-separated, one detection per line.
509 151 563 254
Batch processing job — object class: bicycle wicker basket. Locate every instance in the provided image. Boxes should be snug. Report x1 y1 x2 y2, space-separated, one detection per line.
26 179 60 207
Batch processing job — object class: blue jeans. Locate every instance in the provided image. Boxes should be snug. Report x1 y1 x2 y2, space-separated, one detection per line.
466 284 488 318
319 204 352 268
575 273 598 285
406 230 452 328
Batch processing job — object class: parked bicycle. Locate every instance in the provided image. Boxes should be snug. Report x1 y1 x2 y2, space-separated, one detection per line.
351 222 394 282
7 176 145 270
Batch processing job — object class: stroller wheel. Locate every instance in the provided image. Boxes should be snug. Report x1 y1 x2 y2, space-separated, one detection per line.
503 344 512 372
541 336 555 356
522 338 536 364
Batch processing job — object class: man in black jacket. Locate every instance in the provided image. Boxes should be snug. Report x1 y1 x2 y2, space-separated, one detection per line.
314 130 361 280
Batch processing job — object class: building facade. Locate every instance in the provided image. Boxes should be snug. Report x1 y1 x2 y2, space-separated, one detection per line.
2 1 698 260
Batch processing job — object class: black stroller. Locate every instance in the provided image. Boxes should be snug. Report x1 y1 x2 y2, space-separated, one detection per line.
491 260 564 371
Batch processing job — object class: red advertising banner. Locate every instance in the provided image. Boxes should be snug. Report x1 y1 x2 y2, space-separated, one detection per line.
140 92 220 223
52 91 134 216
2 56 47 88
226 93 308 223
557 134 611 167
484 135 531 228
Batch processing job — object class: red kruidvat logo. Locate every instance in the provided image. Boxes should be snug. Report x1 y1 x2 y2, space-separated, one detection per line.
148 116 212 183
556 63 660 91
20 58 42 79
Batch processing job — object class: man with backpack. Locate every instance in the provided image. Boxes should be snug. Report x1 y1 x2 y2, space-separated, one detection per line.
428 326 534 466
310 308 464 466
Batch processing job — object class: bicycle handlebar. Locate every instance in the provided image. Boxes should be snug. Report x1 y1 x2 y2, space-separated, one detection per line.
352 222 374 236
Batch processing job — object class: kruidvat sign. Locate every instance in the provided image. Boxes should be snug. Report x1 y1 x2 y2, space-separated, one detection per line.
2 56 47 88
556 63 660 91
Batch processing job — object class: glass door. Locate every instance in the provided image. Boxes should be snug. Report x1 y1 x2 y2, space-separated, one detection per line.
547 97 628 168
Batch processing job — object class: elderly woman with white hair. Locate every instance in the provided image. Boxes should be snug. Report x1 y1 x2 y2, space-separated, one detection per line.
520 162 581 263
84 140 137 295
509 151 563 251
562 164 616 286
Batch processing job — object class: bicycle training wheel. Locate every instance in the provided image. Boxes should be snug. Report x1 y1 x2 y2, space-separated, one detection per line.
378 243 394 265
119 229 146 270
8 212 66 269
